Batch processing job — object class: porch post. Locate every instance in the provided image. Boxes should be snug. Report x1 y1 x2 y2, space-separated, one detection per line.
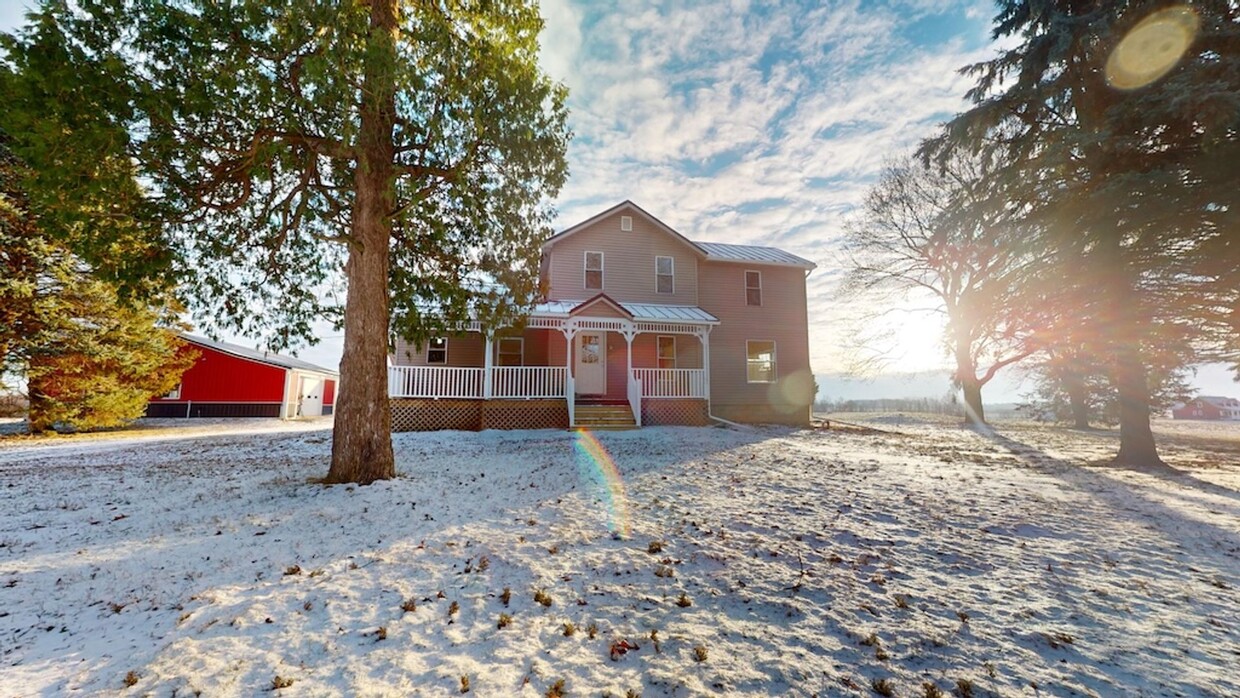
561 321 577 427
483 331 494 399
701 327 711 401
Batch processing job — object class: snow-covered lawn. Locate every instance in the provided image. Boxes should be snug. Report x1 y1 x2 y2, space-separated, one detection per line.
1 417 1237 697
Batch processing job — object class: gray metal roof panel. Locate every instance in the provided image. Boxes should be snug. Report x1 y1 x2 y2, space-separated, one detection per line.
694 241 816 269
531 301 718 324
182 334 339 375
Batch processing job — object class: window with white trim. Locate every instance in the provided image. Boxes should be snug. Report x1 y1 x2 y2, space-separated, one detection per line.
656 256 674 294
657 336 676 369
746 340 776 383
427 337 448 364
620 215 632 231
585 251 603 290
497 337 524 366
163 383 182 400
745 270 762 306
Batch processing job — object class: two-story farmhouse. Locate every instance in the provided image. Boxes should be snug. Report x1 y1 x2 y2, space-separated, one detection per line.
388 201 816 430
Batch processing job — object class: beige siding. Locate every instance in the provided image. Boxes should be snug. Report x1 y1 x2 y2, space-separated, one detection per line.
573 297 629 318
393 329 560 368
631 333 702 369
393 332 484 367
699 262 813 425
545 210 700 304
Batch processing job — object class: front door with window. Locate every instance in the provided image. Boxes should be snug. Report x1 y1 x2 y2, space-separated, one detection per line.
575 332 606 395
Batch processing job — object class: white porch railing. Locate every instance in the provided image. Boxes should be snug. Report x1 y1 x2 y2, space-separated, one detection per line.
627 374 643 427
388 366 567 400
491 367 567 399
632 368 707 398
389 366 484 399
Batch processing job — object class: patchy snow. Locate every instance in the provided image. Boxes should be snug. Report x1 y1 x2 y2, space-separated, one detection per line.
1 417 1237 697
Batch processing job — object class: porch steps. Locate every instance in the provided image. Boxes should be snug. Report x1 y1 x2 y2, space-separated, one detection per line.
573 404 637 430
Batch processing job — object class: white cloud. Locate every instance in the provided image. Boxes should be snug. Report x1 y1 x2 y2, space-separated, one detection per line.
539 1 999 374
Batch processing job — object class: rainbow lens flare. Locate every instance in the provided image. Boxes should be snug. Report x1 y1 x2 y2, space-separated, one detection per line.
573 430 633 540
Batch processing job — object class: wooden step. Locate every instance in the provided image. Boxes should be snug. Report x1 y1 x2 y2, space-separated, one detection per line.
573 404 637 430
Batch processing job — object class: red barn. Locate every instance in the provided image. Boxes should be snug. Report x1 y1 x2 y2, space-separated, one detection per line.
1172 396 1240 421
147 335 338 418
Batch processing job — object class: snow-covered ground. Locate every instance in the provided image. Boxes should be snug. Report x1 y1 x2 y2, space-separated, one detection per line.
1 416 1237 697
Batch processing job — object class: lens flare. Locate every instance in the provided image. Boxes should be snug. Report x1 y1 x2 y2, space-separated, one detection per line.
573 430 632 539
1105 6 1198 90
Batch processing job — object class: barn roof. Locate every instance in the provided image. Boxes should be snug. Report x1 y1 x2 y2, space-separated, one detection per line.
182 334 339 376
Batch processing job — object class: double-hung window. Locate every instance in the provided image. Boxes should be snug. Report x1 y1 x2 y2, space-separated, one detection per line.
656 256 674 294
745 270 762 306
497 337 524 366
427 337 448 364
657 336 676 369
585 251 604 291
746 340 776 383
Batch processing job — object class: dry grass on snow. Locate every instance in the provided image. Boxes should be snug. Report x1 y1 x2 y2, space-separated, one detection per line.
0 416 1237 697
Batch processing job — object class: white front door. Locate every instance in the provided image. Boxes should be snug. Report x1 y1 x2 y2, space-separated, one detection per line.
575 332 606 395
298 376 324 417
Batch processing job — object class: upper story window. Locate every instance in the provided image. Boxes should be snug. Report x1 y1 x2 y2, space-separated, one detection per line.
163 383 182 400
427 337 448 364
656 256 674 294
497 337 524 366
745 270 762 306
620 215 632 231
747 340 776 383
657 336 676 369
585 251 603 291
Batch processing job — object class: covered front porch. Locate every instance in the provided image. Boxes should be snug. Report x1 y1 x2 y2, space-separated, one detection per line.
387 296 717 430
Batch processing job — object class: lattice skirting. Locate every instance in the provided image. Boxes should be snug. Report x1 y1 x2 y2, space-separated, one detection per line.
390 399 568 432
482 400 569 430
391 399 482 432
642 399 711 426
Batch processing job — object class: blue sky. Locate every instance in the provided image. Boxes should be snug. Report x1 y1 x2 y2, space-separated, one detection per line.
537 0 1000 376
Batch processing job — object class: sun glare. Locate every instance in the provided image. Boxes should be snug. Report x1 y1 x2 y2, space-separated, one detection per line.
1105 5 1199 90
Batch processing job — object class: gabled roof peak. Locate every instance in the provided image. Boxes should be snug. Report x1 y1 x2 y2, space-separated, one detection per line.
545 201 817 270
542 201 706 257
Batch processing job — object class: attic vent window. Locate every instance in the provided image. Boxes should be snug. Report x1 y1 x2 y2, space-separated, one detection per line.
620 215 632 231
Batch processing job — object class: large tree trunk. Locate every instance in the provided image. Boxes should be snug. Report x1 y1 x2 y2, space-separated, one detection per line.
1112 343 1164 468
1104 243 1165 469
1062 369 1090 429
326 0 398 484
954 336 986 426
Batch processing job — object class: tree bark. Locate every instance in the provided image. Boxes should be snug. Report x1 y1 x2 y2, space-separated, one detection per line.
954 335 986 426
1062 369 1090 429
326 0 397 484
1112 342 1164 468
1104 243 1166 468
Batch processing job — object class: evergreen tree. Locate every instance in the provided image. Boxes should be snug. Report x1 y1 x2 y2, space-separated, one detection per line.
1 133 193 433
925 1 1240 467
6 0 571 482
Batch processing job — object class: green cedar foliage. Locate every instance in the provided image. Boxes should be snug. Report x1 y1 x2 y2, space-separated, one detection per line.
924 1 1239 465
25 279 196 433
1 133 194 433
49 0 570 348
0 6 172 299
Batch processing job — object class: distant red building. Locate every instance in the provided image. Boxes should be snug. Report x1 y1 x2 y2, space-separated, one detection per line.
1172 396 1240 421
147 335 338 418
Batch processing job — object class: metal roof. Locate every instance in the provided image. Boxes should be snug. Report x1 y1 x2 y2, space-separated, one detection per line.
531 300 718 324
695 241 817 269
182 334 339 375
